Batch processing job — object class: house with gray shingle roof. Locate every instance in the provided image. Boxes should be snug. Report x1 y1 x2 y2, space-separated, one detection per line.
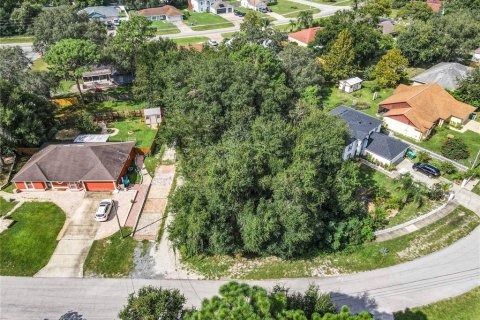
12 142 135 191
330 106 409 165
411 62 472 91
78 6 122 23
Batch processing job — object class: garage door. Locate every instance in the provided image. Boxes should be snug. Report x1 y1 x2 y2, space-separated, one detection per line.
84 181 115 191
216 8 226 14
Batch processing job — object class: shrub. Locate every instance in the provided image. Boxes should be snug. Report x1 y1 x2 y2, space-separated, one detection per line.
416 151 431 162
438 161 458 175
441 138 470 160
75 111 100 134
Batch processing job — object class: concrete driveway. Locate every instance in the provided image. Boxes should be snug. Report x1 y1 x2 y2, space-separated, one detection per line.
35 193 110 278
396 159 446 187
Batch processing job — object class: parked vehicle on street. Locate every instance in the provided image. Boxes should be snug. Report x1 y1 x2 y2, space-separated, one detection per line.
207 39 218 46
95 199 114 222
412 162 441 178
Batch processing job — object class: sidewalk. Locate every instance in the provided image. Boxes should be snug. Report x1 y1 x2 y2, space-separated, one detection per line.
133 149 176 240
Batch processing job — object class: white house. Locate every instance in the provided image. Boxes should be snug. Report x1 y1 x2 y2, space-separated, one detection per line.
240 0 268 11
190 0 222 13
339 77 363 93
138 6 183 22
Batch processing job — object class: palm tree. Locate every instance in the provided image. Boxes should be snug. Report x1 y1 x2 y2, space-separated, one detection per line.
296 10 313 29
288 19 297 32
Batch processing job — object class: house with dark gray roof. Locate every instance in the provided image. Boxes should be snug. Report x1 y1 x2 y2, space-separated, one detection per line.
12 142 135 191
365 132 409 165
411 62 472 90
330 106 408 164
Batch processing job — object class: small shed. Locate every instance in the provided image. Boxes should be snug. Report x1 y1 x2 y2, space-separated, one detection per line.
339 77 363 93
144 107 162 128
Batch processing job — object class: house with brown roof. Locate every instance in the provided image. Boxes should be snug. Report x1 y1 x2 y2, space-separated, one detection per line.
12 142 135 192
288 27 322 47
138 5 183 22
378 83 476 141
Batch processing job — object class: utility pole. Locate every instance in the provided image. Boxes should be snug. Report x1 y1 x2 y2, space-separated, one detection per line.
114 201 124 238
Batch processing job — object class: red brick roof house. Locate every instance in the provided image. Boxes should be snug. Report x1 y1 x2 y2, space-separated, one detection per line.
12 142 135 192
288 27 322 47
426 0 442 13
378 83 475 141
138 5 183 22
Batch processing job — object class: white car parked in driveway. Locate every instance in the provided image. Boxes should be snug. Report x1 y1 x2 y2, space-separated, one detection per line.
95 199 114 222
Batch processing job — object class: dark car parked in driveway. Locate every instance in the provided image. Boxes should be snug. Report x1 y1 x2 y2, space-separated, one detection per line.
413 162 441 178
234 10 245 17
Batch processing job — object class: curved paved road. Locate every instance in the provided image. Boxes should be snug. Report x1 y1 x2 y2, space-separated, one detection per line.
1 227 478 320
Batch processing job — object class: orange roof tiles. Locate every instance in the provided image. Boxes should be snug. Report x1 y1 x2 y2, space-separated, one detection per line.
138 5 183 17
426 0 442 12
288 27 322 45
380 83 476 132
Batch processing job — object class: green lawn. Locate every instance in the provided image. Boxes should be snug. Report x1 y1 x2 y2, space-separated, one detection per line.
31 58 48 71
0 202 66 276
269 0 319 16
221 31 239 38
173 36 209 45
1 183 15 193
150 20 180 35
360 165 441 228
273 24 294 32
284 9 320 18
182 206 479 279
108 118 158 148
87 99 146 113
395 127 480 167
234 7 276 21
184 12 234 31
55 80 76 95
0 36 34 44
309 0 353 5
323 80 394 117
0 197 17 216
394 287 480 320
83 228 137 277
473 182 480 196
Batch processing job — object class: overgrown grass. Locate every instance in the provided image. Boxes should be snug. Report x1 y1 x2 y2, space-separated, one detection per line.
83 228 137 277
323 80 394 117
0 197 17 216
55 80 76 95
108 118 158 148
394 287 480 320
173 36 209 45
144 144 167 177
31 58 48 71
181 206 479 279
0 36 34 44
0 202 66 276
184 12 234 31
395 127 480 167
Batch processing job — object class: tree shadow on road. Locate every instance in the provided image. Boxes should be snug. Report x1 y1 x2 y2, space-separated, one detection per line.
330 291 395 320
58 311 85 320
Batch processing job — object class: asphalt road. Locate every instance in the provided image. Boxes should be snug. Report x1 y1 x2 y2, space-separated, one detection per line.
0 43 40 61
1 227 478 320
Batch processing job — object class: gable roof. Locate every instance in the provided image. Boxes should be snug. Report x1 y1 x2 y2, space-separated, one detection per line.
288 27 322 44
138 5 183 17
341 77 363 86
246 0 267 7
12 142 134 182
411 62 472 90
211 1 234 9
330 106 382 140
79 6 120 18
380 83 476 132
366 132 409 161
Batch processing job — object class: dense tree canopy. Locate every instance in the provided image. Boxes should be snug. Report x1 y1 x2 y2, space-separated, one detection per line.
323 30 356 82
397 11 480 65
32 6 106 53
311 11 382 67
372 48 408 87
136 40 374 258
0 81 54 152
454 68 480 110
119 282 372 320
397 2 433 21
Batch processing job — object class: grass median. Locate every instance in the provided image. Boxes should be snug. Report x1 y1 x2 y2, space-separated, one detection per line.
0 197 17 216
0 202 66 276
181 206 479 279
